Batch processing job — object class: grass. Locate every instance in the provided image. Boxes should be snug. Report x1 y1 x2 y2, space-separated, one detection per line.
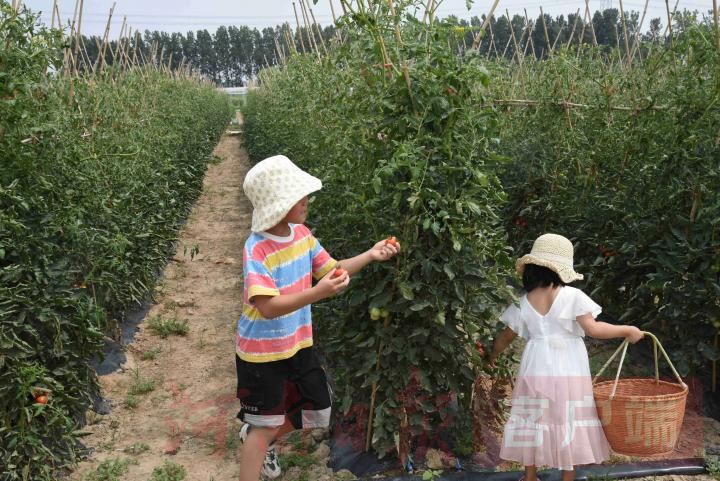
140 347 162 360
83 458 136 481
149 461 187 481
123 443 150 455
278 453 317 471
147 316 189 338
124 395 140 409
127 368 157 396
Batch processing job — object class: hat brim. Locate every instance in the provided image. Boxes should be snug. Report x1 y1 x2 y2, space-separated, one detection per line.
516 254 583 283
250 174 322 232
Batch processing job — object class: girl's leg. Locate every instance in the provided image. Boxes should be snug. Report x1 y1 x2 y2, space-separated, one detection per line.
239 425 280 481
561 467 577 481
524 465 538 481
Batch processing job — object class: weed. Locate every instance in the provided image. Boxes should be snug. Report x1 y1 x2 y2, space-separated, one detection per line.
149 461 187 481
140 347 162 360
127 368 157 396
84 458 136 481
124 395 140 409
147 316 189 338
123 443 150 455
422 469 443 481
278 453 316 471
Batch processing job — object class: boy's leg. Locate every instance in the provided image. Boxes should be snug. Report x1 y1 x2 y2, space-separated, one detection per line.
286 347 332 431
239 425 280 481
236 355 290 479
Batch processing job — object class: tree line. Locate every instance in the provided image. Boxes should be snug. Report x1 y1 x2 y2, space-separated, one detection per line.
72 8 711 86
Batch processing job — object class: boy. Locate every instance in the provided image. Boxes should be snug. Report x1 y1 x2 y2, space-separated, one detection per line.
238 155 400 481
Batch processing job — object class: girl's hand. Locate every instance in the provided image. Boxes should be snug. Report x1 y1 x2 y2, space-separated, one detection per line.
626 326 644 344
315 267 350 299
369 237 401 262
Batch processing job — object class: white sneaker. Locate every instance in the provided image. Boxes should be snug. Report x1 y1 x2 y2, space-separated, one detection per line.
239 423 282 479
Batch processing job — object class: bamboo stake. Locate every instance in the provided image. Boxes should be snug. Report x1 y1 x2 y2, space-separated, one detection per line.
524 10 536 59
564 9 581 51
365 314 393 452
488 18 499 58
628 0 650 67
663 0 680 39
329 0 338 23
493 98 667 111
577 6 588 58
506 10 522 65
328 0 343 43
113 17 127 66
292 2 307 55
586 0 598 46
299 0 320 58
96 2 116 72
714 0 720 50
551 15 566 53
471 0 500 49
50 0 58 28
308 2 328 54
618 0 631 66
539 7 552 58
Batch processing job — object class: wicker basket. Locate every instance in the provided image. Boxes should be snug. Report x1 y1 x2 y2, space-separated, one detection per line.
592 332 688 456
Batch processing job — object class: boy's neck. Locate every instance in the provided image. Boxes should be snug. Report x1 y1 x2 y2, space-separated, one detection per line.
265 222 292 237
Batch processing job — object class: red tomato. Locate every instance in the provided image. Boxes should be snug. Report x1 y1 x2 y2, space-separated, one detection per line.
35 395 48 405
332 267 347 279
385 236 399 248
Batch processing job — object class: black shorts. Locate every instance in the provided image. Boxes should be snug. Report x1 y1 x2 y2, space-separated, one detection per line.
236 347 332 429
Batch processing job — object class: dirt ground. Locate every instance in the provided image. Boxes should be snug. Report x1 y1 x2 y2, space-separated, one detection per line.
68 129 719 481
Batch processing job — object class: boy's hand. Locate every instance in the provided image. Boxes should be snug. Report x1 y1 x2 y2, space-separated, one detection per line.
626 326 644 344
369 237 401 262
315 267 350 298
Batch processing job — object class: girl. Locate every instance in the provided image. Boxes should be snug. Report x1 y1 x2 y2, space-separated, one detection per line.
489 233 643 481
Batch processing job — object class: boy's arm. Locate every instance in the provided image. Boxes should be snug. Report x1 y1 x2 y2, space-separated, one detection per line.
338 239 400 276
576 313 644 343
252 271 349 319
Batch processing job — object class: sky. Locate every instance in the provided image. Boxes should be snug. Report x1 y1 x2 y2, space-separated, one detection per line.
21 0 716 38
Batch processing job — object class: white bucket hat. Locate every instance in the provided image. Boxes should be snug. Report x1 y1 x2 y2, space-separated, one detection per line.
243 155 322 232
516 233 584 283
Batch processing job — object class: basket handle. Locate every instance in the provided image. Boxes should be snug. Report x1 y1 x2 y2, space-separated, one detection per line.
592 331 687 399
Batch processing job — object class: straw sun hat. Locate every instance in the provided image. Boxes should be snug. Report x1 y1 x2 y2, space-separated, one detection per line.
516 233 584 283
243 155 322 232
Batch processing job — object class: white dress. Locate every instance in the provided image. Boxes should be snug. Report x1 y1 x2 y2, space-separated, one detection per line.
499 286 610 470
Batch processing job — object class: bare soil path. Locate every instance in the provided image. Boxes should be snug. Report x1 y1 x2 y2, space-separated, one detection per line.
71 132 251 480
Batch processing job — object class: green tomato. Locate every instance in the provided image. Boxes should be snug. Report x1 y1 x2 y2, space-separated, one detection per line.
370 307 381 321
379 308 389 318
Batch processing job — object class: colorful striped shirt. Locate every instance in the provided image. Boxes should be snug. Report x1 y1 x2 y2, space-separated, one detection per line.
236 224 336 362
